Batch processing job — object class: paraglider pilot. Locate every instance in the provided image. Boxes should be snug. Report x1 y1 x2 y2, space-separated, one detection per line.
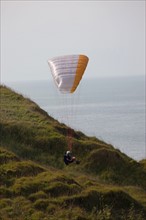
64 151 80 165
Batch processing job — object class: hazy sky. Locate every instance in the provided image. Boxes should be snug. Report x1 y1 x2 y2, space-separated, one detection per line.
1 0 145 82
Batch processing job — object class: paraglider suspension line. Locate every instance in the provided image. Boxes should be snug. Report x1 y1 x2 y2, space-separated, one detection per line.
67 128 73 151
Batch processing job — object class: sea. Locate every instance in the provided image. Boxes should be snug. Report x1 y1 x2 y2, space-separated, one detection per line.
4 75 145 161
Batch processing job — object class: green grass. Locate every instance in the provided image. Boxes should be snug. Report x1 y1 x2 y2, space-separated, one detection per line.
0 85 146 219
83 148 146 188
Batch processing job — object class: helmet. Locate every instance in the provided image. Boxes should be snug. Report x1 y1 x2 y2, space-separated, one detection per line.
66 151 71 156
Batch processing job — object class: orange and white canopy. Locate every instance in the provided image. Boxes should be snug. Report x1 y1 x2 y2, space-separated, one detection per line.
48 54 89 93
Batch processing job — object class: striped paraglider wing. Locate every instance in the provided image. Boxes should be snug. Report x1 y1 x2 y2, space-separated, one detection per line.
48 54 89 93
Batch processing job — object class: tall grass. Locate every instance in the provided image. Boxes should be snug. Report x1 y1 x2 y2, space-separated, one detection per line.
1 85 146 219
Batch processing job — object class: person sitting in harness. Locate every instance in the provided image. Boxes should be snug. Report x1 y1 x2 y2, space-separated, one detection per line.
64 151 80 165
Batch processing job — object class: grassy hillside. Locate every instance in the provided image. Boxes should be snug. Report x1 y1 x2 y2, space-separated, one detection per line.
0 85 146 219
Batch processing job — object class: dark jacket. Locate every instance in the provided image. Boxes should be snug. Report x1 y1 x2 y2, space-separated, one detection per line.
64 154 74 165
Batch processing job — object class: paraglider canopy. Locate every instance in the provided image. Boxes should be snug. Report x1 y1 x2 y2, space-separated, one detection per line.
48 54 89 93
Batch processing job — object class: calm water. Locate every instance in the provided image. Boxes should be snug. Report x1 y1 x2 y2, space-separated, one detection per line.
5 76 145 161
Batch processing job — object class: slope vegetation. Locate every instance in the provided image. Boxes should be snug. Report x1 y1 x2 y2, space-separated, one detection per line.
0 85 146 220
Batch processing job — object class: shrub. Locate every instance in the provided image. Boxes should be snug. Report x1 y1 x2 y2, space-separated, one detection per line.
34 199 50 210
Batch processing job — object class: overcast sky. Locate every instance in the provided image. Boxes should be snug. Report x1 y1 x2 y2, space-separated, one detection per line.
1 0 145 82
